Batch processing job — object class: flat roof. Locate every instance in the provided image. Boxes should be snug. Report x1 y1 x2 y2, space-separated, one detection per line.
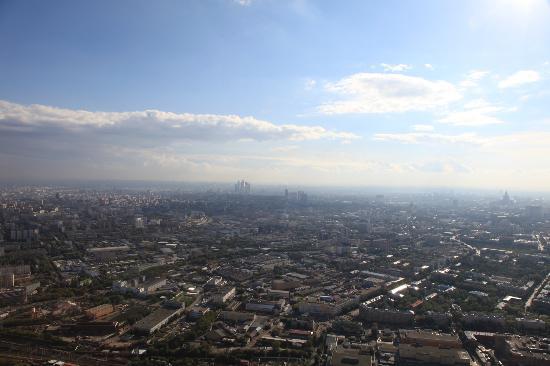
400 329 459 342
134 308 180 331
88 245 130 252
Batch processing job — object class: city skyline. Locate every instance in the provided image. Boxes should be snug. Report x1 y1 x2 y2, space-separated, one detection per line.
1 0 550 190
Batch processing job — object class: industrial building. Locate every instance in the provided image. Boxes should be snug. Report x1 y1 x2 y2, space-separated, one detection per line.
85 303 114 319
134 307 184 334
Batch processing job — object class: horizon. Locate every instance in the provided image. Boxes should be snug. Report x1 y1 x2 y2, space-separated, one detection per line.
1 177 549 199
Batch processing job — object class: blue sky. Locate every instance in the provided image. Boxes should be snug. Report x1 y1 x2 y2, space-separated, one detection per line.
1 0 549 190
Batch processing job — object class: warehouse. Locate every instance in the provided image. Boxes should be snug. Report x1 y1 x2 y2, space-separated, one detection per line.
134 307 184 334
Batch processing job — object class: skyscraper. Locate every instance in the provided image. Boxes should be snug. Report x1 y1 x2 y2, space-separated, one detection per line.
235 180 251 194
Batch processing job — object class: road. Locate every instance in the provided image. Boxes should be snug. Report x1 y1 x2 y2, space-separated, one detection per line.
536 233 546 252
451 235 480 256
525 272 550 311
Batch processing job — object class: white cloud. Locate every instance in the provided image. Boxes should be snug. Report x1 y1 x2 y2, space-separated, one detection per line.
233 0 253 6
318 73 462 114
380 63 412 72
482 131 550 150
304 78 317 91
424 64 434 70
0 100 364 183
462 98 498 111
438 111 504 126
0 100 358 143
412 124 434 132
438 98 510 126
498 70 540 88
373 132 486 145
459 70 490 88
373 130 550 163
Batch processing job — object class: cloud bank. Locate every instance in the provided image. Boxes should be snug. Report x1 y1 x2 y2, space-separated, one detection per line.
0 100 357 143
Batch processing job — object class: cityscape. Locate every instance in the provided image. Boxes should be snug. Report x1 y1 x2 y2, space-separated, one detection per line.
0 183 548 365
1 0 550 365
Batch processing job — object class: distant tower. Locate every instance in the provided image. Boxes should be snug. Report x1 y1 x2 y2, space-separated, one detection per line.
502 191 511 205
135 217 145 229
235 180 251 194
297 191 308 203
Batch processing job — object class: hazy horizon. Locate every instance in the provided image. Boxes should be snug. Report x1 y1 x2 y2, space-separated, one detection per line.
2 177 550 200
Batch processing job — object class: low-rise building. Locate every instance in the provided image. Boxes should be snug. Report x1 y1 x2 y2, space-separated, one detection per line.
112 277 167 296
87 245 130 262
400 329 462 349
359 306 414 326
498 335 550 366
398 343 472 365
299 297 359 318
134 307 184 334
138 278 167 295
245 299 285 314
331 344 375 366
212 286 236 305
220 310 256 323
462 313 505 329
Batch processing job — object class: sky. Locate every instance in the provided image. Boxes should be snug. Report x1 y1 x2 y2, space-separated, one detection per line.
1 0 550 191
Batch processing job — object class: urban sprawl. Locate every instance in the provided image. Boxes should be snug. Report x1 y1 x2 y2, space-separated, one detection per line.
0 182 549 366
